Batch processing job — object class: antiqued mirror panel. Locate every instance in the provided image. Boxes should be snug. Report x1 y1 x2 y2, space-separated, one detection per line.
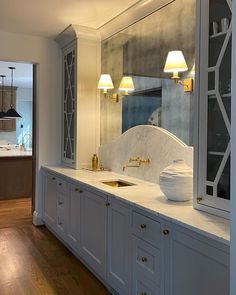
100 0 195 146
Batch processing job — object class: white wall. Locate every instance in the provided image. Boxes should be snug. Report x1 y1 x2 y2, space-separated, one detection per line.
0 31 62 224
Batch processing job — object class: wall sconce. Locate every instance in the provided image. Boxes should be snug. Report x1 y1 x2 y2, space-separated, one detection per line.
164 50 193 92
119 76 135 95
97 74 114 94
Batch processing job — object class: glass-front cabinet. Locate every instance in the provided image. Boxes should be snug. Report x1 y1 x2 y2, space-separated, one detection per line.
196 0 232 218
62 41 77 167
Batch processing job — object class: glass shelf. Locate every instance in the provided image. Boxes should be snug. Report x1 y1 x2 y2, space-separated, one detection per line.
210 31 228 39
208 151 225 156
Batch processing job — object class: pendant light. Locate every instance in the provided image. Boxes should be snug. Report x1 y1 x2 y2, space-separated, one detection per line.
5 67 22 119
0 75 9 120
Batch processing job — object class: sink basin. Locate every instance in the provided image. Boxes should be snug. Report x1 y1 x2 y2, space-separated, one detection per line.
101 180 136 187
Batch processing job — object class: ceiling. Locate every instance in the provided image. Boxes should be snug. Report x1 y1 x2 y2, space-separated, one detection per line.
0 61 33 89
0 0 140 38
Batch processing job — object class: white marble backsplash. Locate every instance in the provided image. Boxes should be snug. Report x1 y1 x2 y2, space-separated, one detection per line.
99 125 193 184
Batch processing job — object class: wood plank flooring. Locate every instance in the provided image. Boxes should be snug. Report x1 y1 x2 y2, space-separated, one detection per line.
0 198 111 295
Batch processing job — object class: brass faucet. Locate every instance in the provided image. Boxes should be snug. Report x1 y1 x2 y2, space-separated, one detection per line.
123 157 151 171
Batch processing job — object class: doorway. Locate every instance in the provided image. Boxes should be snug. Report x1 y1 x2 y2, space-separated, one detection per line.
0 60 36 225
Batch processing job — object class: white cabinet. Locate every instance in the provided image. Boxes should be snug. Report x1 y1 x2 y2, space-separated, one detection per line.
44 173 57 228
43 169 229 295
67 183 82 250
107 198 131 295
80 189 107 280
196 0 232 217
163 223 229 295
56 26 101 169
43 172 68 240
62 42 77 167
131 211 163 295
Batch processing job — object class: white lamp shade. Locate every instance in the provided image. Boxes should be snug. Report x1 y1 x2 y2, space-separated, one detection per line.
164 50 188 73
98 74 114 91
119 76 135 93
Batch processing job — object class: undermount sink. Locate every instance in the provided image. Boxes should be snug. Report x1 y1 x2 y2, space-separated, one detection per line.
101 180 136 187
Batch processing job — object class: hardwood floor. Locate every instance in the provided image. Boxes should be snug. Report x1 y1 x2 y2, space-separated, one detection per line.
0 198 111 295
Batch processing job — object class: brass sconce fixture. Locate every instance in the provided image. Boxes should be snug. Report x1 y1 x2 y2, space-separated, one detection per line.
164 50 193 92
119 76 135 95
97 74 114 94
98 74 135 102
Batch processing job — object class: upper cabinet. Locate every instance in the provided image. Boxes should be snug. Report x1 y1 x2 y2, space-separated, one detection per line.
195 0 232 218
62 42 77 166
0 86 17 132
56 25 101 169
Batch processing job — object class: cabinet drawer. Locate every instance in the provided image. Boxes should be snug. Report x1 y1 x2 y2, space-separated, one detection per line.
133 236 161 284
132 211 161 247
133 273 160 295
56 178 67 193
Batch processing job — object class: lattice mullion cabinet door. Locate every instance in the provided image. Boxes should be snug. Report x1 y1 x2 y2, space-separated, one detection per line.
195 0 232 218
62 41 77 168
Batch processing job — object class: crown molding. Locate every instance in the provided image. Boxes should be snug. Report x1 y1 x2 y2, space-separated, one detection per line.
98 0 175 41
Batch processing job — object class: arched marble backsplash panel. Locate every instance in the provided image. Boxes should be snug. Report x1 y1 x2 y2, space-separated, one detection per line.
99 125 193 184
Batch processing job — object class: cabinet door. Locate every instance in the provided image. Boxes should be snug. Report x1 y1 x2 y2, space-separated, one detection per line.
197 0 232 216
107 199 131 295
62 42 77 167
164 224 229 295
80 189 107 279
44 173 57 228
67 184 81 250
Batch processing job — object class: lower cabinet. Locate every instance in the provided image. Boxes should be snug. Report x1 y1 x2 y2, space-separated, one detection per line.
44 173 57 228
163 223 229 295
43 170 229 295
107 198 131 295
44 172 68 239
80 189 107 280
67 183 81 250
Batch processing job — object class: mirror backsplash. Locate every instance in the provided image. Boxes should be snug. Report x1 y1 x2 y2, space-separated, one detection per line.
100 0 196 146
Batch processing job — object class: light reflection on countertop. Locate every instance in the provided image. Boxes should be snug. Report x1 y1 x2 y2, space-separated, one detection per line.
43 165 230 246
0 145 32 157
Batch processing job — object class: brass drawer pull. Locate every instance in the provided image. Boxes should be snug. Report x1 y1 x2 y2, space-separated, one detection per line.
140 224 147 229
141 257 147 263
163 229 169 235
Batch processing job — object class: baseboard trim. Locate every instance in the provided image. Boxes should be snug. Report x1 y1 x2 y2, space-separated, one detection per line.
33 210 44 226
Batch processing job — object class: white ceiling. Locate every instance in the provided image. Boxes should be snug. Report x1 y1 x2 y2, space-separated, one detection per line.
0 61 33 89
0 0 140 38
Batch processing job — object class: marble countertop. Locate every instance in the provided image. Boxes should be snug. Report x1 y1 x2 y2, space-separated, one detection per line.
43 165 230 246
0 146 32 157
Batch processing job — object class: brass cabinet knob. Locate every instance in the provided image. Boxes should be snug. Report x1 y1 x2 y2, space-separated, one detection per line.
58 183 62 186
105 202 110 207
163 229 169 235
52 177 56 180
140 224 147 229
75 188 79 192
141 257 147 263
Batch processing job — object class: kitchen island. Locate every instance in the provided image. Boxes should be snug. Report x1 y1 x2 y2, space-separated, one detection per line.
0 147 32 199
